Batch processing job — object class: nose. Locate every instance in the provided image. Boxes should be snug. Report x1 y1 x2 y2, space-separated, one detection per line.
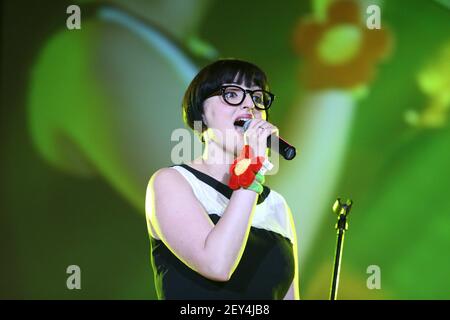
240 92 255 110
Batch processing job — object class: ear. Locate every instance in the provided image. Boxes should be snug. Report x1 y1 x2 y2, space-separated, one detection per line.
201 114 208 127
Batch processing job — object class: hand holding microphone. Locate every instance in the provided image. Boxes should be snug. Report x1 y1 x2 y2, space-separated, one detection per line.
235 119 296 160
241 118 277 158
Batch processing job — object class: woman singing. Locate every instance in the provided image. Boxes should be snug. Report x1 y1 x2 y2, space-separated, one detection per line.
145 59 300 299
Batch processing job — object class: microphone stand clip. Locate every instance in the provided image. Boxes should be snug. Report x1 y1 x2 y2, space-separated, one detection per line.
329 198 353 300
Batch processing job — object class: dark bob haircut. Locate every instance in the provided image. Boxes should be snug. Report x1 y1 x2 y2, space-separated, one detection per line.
182 59 270 140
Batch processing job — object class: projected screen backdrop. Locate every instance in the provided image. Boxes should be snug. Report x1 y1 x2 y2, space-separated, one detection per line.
1 0 449 299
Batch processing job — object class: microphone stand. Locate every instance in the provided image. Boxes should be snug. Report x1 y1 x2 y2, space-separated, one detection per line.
329 198 353 300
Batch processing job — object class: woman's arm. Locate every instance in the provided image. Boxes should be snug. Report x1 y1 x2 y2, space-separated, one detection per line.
283 281 295 300
146 167 259 282
283 278 300 300
283 257 300 300
283 243 300 300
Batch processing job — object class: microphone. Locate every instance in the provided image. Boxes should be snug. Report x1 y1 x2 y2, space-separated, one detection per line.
234 119 297 160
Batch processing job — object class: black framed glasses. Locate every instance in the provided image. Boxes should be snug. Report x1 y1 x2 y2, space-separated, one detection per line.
207 85 275 110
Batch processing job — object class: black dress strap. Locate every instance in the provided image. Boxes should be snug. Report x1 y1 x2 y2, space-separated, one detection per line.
173 164 271 205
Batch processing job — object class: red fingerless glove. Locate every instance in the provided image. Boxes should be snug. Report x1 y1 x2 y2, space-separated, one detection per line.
228 145 265 190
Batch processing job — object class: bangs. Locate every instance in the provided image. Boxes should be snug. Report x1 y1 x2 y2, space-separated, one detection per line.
196 59 269 102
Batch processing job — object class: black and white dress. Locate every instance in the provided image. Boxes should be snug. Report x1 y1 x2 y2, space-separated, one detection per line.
148 164 296 299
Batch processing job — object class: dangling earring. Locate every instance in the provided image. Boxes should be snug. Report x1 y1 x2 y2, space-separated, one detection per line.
201 126 211 143
200 117 208 142
200 130 206 143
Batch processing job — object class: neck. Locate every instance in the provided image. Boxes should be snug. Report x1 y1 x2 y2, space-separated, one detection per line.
194 140 235 185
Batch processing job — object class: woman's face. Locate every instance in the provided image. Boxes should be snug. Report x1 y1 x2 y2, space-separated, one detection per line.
202 81 267 158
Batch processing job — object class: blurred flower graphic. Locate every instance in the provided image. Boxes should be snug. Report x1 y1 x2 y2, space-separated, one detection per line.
293 0 392 90
405 41 450 128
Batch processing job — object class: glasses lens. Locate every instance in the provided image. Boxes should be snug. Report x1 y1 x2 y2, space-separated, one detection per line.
222 86 244 105
252 91 272 109
222 86 273 109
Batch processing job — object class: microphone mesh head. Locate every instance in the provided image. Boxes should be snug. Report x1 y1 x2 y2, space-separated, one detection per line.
243 119 252 131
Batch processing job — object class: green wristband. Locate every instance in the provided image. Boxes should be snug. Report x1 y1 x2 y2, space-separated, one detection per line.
246 180 263 194
255 172 265 185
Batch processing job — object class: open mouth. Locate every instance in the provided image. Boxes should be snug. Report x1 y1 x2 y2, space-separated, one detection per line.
233 119 247 134
233 119 247 127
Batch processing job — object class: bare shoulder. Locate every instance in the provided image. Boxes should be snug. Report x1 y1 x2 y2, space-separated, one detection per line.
150 166 199 196
147 166 202 212
146 166 195 216
150 167 185 189
146 166 201 240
